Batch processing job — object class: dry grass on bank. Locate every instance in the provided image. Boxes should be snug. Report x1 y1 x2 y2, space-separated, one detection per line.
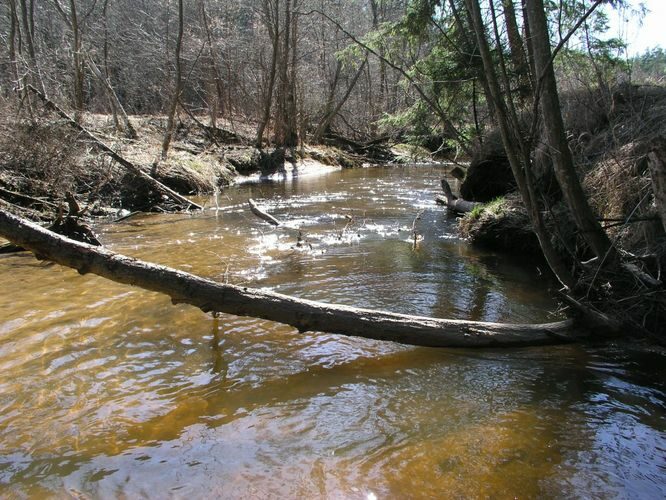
458 84 666 338
0 100 362 218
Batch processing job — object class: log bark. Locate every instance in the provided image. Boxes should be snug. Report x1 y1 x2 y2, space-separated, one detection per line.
248 199 281 226
26 85 202 211
435 179 481 214
0 209 587 348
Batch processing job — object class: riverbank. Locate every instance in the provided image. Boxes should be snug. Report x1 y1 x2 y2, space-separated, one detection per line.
0 102 410 222
452 84 666 340
459 84 665 250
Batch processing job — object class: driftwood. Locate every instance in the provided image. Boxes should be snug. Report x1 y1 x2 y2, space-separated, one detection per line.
0 209 587 348
26 85 202 211
248 199 280 226
435 179 481 213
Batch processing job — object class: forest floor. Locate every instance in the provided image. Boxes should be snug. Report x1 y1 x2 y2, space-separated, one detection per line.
0 107 426 222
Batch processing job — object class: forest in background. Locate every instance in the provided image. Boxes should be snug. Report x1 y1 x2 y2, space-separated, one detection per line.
1 0 664 146
0 0 665 342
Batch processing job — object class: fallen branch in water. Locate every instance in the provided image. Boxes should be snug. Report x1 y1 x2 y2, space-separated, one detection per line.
435 179 481 214
248 198 280 226
0 208 590 348
411 209 425 249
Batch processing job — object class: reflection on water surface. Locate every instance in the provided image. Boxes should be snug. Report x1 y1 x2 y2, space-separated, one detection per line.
0 166 664 497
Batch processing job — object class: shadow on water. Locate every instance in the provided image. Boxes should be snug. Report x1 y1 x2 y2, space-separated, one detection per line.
0 166 664 497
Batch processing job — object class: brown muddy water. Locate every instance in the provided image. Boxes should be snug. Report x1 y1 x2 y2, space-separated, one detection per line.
0 165 664 498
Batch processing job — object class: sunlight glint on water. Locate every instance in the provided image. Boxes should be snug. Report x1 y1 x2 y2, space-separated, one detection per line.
0 166 664 498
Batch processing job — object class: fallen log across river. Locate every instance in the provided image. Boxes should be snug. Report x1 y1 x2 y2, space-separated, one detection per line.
0 209 590 348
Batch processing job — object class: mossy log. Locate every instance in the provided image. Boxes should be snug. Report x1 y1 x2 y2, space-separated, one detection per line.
0 209 587 348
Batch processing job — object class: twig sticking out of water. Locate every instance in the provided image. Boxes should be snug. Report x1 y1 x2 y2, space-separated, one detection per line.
338 214 355 240
248 198 280 226
412 209 425 250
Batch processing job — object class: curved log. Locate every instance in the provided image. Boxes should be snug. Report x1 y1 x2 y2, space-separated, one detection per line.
0 209 587 348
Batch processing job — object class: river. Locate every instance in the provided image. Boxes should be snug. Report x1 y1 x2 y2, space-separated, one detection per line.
0 165 664 497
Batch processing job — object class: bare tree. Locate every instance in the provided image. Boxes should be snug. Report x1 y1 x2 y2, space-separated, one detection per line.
256 0 280 147
199 0 225 128
464 0 574 288
85 53 137 138
7 0 20 86
313 57 368 142
158 0 185 163
275 0 298 147
525 0 615 262
53 0 86 121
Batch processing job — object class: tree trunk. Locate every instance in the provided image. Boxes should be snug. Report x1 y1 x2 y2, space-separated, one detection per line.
525 0 615 262
85 54 137 139
101 0 121 133
369 0 386 113
464 0 575 289
648 137 666 233
200 0 225 127
502 0 531 96
256 0 280 147
160 0 184 162
453 0 495 122
275 0 298 147
69 0 85 122
20 0 45 94
0 209 588 348
8 0 19 85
